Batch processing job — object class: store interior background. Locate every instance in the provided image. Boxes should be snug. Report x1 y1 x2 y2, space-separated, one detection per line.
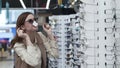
0 0 120 68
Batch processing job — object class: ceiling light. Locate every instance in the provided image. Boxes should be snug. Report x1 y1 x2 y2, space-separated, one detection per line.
19 0 26 9
46 0 50 9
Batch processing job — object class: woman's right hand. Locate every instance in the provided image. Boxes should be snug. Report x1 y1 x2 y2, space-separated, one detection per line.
17 28 28 39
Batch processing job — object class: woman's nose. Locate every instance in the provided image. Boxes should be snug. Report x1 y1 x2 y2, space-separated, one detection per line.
32 21 38 27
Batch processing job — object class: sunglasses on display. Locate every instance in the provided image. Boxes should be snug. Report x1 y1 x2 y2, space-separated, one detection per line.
73 59 99 68
104 8 120 15
48 60 58 68
66 53 74 58
105 61 120 68
104 53 118 61
104 17 120 23
74 0 98 8
104 26 120 34
105 44 120 52
81 62 99 68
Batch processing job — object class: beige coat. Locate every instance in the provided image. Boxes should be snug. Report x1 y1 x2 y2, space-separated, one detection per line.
14 32 59 68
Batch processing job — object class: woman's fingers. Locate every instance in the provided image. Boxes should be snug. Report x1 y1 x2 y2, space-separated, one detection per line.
42 24 51 31
16 28 20 33
17 28 24 37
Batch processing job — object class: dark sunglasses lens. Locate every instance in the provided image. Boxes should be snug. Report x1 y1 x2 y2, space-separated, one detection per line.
28 19 34 24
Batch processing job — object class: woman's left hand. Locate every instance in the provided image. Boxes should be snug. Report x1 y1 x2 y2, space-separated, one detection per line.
42 23 56 40
42 23 52 35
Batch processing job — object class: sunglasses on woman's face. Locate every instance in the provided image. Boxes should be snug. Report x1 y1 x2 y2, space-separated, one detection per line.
25 18 38 26
26 19 35 24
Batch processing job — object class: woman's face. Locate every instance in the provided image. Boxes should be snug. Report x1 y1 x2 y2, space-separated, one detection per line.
23 14 38 32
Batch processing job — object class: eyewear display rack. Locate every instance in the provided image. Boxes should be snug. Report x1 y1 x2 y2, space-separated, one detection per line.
48 0 120 68
97 0 120 68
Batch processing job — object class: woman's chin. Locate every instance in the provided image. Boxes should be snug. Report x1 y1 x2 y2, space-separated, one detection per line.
34 28 38 31
32 27 38 31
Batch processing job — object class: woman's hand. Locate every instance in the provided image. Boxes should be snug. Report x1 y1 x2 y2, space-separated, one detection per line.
17 28 28 39
17 28 32 46
42 23 55 40
42 23 52 35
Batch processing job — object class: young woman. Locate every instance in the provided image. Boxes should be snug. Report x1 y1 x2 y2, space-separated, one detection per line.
11 12 59 68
